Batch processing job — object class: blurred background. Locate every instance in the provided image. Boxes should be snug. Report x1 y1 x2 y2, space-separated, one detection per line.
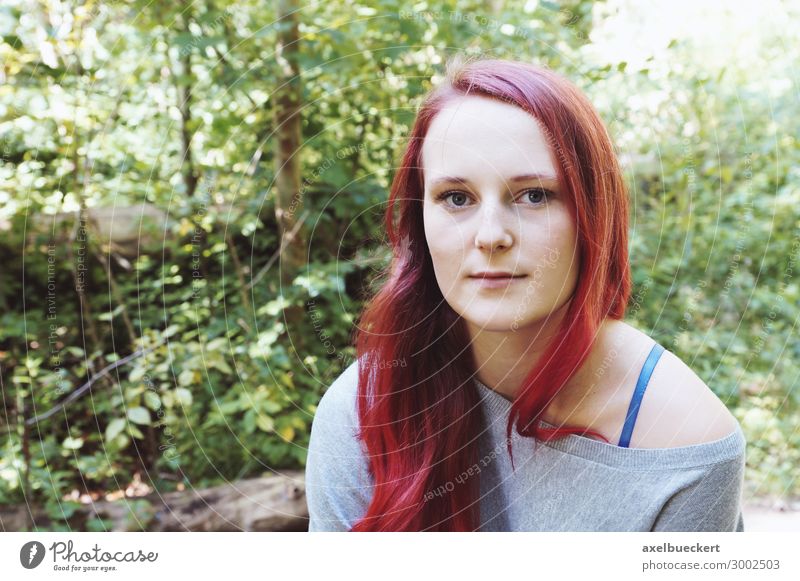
0 0 798 531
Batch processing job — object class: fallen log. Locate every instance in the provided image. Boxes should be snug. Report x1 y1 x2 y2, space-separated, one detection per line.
22 202 241 258
0 471 308 532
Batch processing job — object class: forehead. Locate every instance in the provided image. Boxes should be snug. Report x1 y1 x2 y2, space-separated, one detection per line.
421 95 556 186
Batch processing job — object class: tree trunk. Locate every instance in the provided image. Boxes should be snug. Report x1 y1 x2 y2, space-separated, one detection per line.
178 2 199 198
274 0 307 286
272 0 310 355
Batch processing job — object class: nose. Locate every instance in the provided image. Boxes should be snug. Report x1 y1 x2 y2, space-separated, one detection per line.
474 205 514 252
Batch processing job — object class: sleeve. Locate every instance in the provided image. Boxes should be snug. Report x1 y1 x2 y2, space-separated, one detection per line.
305 361 374 532
651 451 746 532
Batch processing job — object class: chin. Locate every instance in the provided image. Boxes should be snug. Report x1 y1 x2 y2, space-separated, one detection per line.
458 311 527 333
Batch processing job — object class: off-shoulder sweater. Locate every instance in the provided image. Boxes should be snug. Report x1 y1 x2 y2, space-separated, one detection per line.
305 358 746 532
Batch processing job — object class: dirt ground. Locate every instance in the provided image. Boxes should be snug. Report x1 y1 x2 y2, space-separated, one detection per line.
743 502 800 532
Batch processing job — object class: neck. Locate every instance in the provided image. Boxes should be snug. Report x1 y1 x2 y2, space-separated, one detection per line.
466 301 571 402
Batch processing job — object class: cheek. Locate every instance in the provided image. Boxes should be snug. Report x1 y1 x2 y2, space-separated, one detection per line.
548 221 580 285
423 208 467 273
522 212 579 280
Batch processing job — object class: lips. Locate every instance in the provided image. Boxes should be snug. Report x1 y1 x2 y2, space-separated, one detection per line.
469 272 527 289
469 272 526 279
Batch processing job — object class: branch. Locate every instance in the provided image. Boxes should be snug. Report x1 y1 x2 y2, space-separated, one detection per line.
25 343 162 427
245 208 309 291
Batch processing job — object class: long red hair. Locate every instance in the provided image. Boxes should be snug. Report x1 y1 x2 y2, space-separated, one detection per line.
351 57 631 531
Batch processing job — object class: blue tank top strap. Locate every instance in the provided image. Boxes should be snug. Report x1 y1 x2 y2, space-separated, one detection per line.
618 342 666 448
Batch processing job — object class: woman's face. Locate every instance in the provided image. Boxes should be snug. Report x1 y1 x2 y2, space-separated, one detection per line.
421 95 580 334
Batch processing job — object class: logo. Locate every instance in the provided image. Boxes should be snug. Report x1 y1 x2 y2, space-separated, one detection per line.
20 541 46 569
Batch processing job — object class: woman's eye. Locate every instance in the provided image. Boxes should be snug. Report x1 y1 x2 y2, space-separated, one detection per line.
438 191 471 207
521 188 550 205
435 188 552 208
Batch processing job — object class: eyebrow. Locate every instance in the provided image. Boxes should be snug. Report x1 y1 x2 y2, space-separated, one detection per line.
428 173 559 188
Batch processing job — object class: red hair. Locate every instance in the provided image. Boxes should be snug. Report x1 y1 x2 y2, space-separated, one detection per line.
350 57 631 531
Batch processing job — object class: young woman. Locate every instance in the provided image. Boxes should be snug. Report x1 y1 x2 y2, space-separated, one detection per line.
305 57 746 532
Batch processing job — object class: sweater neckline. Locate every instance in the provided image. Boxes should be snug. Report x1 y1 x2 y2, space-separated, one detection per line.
473 377 745 470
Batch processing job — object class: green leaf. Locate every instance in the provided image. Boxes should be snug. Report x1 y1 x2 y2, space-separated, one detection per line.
144 391 161 411
292 447 308 464
259 295 291 317
209 357 232 374
262 400 282 414
206 337 227 351
97 304 125 321
178 369 195 386
174 388 193 407
243 410 256 434
163 325 180 338
127 425 145 439
59 501 81 519
256 415 274 432
86 517 113 532
278 425 295 442
215 399 239 414
105 418 126 442
129 366 146 383
62 437 83 450
278 373 295 390
127 407 151 425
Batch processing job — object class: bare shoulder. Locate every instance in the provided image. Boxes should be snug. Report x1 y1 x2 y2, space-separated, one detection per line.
607 322 739 449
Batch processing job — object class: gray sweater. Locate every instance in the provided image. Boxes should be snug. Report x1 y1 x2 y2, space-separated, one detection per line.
305 360 746 531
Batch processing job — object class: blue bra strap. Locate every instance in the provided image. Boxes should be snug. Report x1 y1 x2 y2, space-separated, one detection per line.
618 342 666 448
